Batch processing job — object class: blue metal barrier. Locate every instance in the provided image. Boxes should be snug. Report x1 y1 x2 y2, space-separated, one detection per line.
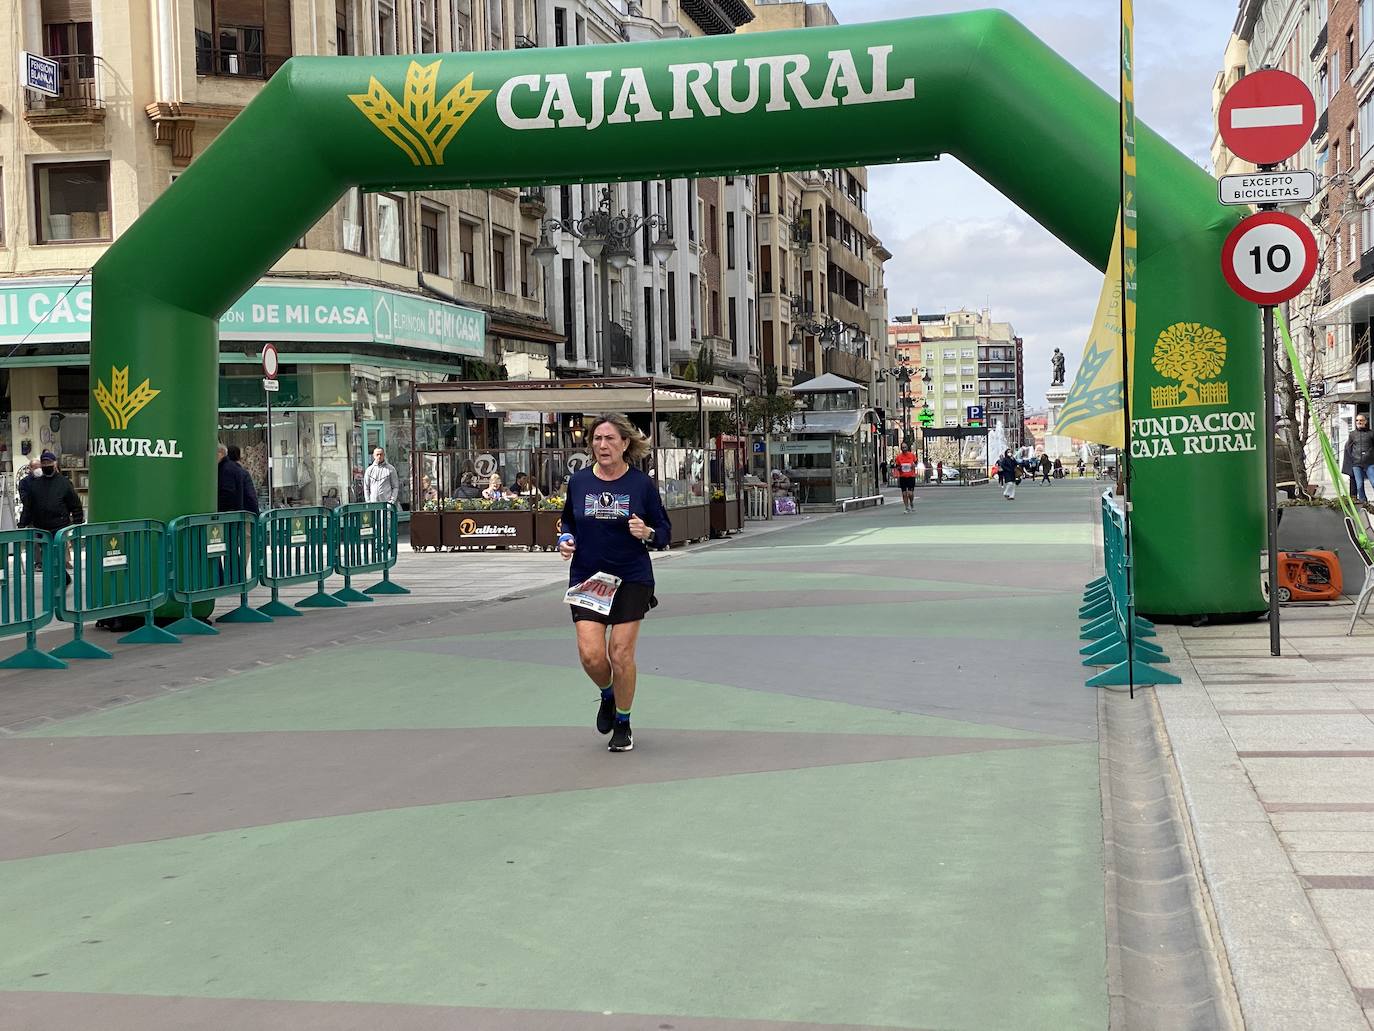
168 511 271 634
333 502 410 602
1081 491 1179 689
258 507 344 616
54 520 178 658
0 530 65 669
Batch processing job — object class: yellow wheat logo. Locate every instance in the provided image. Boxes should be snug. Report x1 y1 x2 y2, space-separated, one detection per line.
94 367 159 430
348 60 490 166
1150 322 1230 409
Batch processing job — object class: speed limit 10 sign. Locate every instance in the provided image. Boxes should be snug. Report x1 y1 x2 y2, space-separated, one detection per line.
1220 211 1318 307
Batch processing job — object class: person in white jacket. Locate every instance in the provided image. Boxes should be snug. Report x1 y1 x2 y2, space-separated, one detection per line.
363 448 400 504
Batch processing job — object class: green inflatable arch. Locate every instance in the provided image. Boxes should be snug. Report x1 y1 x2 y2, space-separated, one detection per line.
90 10 1263 617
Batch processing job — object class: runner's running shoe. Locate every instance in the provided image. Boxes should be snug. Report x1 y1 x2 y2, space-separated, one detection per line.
608 722 634 752
597 693 615 735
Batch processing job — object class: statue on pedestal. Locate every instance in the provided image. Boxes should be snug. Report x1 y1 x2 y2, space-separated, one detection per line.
1051 348 1066 386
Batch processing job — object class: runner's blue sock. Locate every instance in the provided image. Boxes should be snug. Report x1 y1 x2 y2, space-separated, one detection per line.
600 683 614 700
615 707 631 724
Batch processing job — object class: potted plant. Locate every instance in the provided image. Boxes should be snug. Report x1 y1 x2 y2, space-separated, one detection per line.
535 495 566 550
445 497 536 548
709 486 742 537
410 500 443 551
439 497 465 549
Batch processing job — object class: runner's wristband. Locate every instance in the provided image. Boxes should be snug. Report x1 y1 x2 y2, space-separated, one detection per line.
558 533 574 545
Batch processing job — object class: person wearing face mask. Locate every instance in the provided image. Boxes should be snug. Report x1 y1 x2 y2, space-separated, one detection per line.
19 450 83 546
1343 413 1374 502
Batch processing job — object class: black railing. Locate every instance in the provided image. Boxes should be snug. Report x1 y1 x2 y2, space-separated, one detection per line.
23 54 104 114
195 45 289 79
514 34 538 48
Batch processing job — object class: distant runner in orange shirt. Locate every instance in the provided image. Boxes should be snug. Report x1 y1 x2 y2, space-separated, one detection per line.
894 447 918 513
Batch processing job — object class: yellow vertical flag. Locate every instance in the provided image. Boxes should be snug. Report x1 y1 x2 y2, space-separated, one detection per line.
1055 214 1127 447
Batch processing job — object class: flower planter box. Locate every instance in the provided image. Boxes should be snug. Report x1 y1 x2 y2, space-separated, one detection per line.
445 510 535 549
410 511 442 551
667 506 692 547
710 497 743 537
535 510 565 550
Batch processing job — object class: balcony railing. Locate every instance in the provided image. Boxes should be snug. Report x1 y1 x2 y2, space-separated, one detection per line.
24 55 106 122
195 45 288 80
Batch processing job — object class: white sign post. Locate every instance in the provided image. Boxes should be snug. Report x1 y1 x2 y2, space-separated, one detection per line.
262 345 279 502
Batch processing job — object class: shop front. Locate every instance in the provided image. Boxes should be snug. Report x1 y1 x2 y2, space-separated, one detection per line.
0 278 492 517
781 374 880 507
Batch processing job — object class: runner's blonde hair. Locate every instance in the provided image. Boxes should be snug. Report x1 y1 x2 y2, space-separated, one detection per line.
591 412 651 464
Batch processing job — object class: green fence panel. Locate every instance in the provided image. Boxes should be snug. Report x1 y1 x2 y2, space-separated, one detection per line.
168 511 271 635
1084 492 1179 689
0 530 65 669
54 520 179 657
258 507 344 616
333 502 409 602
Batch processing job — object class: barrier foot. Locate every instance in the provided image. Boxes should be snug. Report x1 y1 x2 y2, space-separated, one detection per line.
0 642 67 669
218 603 273 624
119 617 181 645
364 578 410 596
1088 660 1181 688
1083 639 1127 666
1079 600 1111 619
1081 587 1110 604
297 590 347 609
1080 614 1117 640
166 617 218 636
1081 632 1122 655
332 586 374 603
1133 619 1158 638
258 592 301 618
1085 576 1109 590
52 637 113 660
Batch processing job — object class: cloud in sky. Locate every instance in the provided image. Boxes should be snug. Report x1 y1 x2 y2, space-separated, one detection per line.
825 0 1236 407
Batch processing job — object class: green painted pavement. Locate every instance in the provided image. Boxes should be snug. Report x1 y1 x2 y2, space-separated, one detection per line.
20 651 1036 741
0 747 1104 1030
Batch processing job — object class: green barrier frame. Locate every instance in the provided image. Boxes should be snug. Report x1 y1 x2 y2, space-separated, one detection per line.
0 530 66 670
333 502 410 603
54 520 179 658
258 507 345 616
168 511 272 634
1083 492 1179 689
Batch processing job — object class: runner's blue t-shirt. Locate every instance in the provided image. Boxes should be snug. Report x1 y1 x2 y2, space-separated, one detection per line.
560 467 672 586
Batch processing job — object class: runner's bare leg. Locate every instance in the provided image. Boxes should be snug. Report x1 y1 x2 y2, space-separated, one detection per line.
607 620 642 713
575 621 613 688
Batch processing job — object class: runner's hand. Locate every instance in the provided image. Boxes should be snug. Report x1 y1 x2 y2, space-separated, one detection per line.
559 535 576 559
628 514 650 540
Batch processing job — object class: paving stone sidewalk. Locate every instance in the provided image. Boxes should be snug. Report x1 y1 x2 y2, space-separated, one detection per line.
1153 606 1374 1031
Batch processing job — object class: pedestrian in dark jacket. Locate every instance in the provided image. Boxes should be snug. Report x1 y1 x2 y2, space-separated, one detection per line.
1344 414 1374 501
19 450 82 534
217 443 260 514
997 449 1020 501
1039 453 1052 483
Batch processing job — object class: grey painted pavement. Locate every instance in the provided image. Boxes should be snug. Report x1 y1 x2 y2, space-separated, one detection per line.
1154 604 1374 1030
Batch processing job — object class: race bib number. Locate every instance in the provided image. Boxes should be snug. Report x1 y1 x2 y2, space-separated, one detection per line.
899 462 914 474
565 571 623 615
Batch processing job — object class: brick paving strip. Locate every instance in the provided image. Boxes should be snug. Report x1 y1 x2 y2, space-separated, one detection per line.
1153 607 1374 1030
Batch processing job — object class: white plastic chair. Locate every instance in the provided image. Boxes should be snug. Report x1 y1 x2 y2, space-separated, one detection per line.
1343 513 1374 636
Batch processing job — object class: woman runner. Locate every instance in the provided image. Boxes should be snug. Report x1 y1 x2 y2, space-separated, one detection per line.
559 414 671 752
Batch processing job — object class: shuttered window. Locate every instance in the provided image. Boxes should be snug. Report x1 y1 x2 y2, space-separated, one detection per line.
194 0 293 78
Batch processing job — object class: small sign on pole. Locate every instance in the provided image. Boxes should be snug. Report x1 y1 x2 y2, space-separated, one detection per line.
1217 70 1317 166
21 52 60 97
1218 170 1317 207
1220 211 1318 307
261 342 280 380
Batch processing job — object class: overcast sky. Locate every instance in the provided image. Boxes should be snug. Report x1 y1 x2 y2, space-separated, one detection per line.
824 0 1237 409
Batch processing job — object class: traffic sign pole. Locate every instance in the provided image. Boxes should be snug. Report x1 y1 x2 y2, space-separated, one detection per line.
262 346 279 505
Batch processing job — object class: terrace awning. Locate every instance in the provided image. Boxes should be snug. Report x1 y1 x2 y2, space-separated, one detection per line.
412 377 737 413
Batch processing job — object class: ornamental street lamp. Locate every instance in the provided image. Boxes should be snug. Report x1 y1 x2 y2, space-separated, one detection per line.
876 361 931 449
786 293 866 364
532 186 675 377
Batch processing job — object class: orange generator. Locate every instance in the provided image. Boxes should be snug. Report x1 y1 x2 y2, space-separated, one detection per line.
1276 550 1343 603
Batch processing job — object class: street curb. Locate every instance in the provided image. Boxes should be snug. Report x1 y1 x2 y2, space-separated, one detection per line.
1151 623 1370 1031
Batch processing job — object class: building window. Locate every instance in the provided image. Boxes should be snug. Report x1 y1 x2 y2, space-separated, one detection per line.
710 288 720 336
667 271 677 340
414 0 437 51
521 238 535 298
759 175 771 214
492 230 510 293
486 0 502 49
420 203 447 275
34 160 110 243
460 221 476 283
1362 97 1374 158
195 0 293 77
748 298 757 358
377 193 404 263
709 204 718 254
1351 223 1359 265
449 0 470 49
376 0 397 54
1364 0 1374 56
728 297 738 354
342 187 366 253
554 6 566 46
335 0 353 53
726 212 736 269
745 214 753 271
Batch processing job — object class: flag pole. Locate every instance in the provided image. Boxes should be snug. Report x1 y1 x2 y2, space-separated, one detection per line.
1119 0 1137 698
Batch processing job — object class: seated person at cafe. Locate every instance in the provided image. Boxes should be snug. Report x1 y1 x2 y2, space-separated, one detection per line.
455 473 483 499
482 472 513 500
510 471 542 499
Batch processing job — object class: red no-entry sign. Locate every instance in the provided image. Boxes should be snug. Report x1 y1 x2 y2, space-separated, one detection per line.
1218 70 1316 166
1221 211 1318 306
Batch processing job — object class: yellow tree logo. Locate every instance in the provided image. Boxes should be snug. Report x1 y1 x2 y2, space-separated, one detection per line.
1150 322 1230 409
94 367 160 430
348 60 491 166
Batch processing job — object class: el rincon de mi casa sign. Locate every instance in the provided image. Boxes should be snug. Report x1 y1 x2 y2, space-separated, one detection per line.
0 282 485 356
90 12 1266 618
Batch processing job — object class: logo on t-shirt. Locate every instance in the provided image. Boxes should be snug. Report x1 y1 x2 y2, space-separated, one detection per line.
585 492 630 520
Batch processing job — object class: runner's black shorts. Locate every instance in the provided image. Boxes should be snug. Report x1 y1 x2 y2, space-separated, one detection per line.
570 581 658 625
898 477 916 491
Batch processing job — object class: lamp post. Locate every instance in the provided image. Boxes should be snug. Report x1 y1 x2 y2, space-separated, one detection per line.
786 294 866 374
531 186 675 377
876 361 931 449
